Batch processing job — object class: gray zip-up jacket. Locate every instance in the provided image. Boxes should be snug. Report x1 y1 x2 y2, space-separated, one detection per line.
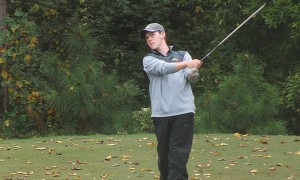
143 48 198 117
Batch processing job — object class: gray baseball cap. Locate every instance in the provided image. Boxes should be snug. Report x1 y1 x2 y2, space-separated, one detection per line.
140 23 165 38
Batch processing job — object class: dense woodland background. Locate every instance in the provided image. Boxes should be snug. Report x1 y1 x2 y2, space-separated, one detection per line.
0 0 299 138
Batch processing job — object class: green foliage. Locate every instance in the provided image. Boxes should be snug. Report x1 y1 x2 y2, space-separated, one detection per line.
0 10 50 137
197 53 287 134
1 111 30 138
283 70 300 110
132 107 153 133
282 69 300 134
39 23 143 134
1 0 300 136
99 80 143 134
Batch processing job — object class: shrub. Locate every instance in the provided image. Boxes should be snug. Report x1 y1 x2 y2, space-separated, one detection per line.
197 53 287 135
132 108 153 133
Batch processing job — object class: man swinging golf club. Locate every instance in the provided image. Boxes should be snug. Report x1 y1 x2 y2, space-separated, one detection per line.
141 23 202 180
140 4 266 180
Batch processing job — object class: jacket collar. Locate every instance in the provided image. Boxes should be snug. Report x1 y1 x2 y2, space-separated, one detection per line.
150 46 173 57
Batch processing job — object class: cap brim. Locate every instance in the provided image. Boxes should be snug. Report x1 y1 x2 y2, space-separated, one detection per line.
140 29 158 38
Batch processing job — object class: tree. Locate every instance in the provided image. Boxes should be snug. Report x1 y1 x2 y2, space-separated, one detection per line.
197 53 287 135
1 0 299 136
0 0 8 114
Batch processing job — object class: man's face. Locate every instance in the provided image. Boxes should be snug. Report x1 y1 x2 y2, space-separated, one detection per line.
145 31 165 50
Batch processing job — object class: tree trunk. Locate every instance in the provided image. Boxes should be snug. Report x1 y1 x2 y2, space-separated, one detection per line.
0 0 8 114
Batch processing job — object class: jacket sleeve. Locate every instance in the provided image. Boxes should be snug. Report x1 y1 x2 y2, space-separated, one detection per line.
182 52 199 82
143 55 177 76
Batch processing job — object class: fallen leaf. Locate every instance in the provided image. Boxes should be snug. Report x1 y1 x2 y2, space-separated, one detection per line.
234 133 241 137
227 161 239 166
264 155 272 159
71 166 81 170
46 171 53 175
123 155 131 159
97 141 104 144
252 147 267 152
294 151 300 155
196 162 211 168
190 177 200 180
77 159 88 164
127 161 140 165
107 144 117 146
288 175 295 179
13 146 21 150
260 139 268 144
238 143 247 147
250 169 258 175
277 163 284 166
36 147 46 151
213 142 228 147
154 175 160 179
104 155 118 161
48 148 55 154
141 168 152 171
210 151 221 156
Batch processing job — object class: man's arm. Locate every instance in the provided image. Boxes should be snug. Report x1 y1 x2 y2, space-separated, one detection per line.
175 59 203 71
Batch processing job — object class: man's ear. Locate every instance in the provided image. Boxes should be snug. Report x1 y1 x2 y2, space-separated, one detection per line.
161 31 166 39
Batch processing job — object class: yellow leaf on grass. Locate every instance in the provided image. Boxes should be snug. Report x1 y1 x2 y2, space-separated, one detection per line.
213 142 228 147
107 143 117 146
295 151 300 155
250 169 258 174
210 151 221 156
234 133 241 137
264 155 272 159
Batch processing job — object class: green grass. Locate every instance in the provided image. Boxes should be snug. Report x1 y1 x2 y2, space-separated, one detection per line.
0 134 299 180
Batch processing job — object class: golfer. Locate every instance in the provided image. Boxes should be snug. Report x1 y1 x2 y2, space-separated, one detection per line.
140 23 203 180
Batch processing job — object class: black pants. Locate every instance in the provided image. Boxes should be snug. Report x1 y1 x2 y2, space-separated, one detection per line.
152 113 194 180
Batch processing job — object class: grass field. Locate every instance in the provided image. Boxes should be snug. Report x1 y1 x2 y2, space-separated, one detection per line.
0 133 299 180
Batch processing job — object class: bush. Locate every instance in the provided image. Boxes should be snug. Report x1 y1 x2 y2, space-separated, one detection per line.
132 108 153 133
197 53 287 135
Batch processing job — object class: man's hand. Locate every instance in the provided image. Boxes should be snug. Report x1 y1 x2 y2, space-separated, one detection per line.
175 59 203 71
187 59 203 69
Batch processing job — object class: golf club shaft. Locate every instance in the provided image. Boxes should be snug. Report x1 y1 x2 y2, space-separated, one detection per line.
201 3 266 61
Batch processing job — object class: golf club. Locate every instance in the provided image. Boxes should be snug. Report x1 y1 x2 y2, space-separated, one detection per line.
201 3 266 61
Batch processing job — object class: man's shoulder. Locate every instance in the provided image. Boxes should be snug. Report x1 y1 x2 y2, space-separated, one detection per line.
144 52 164 60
